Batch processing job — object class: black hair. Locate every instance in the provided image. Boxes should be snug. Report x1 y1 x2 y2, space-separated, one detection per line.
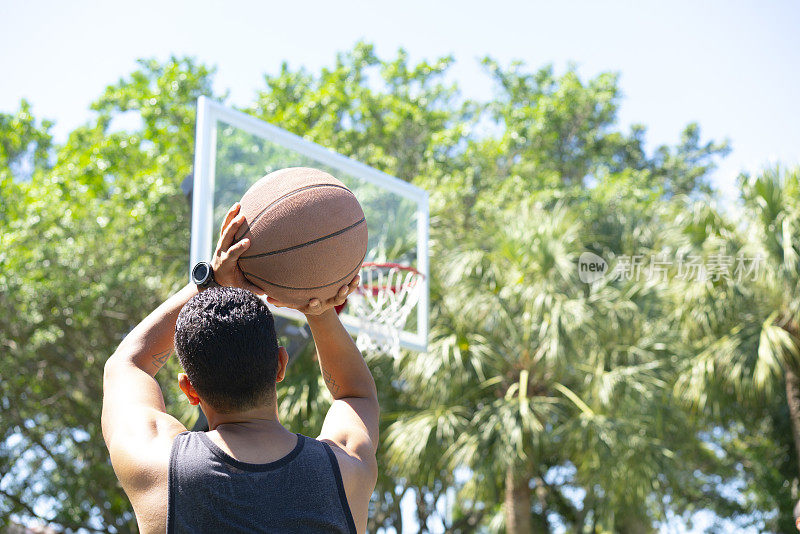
174 286 280 413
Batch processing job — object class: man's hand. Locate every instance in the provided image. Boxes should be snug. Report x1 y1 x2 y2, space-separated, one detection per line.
266 275 359 316
211 202 263 295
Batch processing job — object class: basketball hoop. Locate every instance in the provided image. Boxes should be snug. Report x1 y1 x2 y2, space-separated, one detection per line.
345 262 424 358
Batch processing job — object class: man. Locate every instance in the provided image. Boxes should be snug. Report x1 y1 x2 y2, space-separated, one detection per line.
101 203 378 533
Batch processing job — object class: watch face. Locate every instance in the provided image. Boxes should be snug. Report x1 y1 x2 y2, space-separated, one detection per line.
192 262 210 285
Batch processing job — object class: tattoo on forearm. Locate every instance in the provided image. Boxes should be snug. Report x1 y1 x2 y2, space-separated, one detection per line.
150 349 172 371
322 368 340 395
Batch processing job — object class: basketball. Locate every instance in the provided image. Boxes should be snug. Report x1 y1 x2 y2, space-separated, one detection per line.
235 167 368 306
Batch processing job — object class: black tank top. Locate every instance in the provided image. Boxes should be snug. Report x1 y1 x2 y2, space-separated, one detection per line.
167 432 357 534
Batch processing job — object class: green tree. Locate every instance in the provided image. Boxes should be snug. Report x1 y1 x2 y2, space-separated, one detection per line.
0 100 53 182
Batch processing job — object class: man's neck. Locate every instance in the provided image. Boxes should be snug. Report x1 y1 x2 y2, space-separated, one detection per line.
202 402 284 433
202 403 298 464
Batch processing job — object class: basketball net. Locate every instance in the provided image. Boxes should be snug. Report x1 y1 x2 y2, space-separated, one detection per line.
345 263 424 358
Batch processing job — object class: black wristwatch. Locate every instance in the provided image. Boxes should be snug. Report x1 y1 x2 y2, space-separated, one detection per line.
191 261 219 290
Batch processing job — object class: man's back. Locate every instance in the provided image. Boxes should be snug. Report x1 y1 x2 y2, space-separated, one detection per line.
167 432 356 534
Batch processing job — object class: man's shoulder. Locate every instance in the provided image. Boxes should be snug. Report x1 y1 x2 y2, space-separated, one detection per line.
110 428 183 492
315 437 377 491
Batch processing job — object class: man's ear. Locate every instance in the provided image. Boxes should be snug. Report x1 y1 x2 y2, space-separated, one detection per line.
276 347 289 383
178 373 201 405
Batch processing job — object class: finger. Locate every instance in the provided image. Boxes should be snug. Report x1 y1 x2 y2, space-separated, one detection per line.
220 203 241 238
225 238 251 259
337 276 359 301
349 275 360 291
332 284 350 306
218 213 247 252
305 298 323 314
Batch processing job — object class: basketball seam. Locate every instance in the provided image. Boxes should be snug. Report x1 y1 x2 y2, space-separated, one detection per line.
241 253 366 291
235 183 354 241
239 217 366 260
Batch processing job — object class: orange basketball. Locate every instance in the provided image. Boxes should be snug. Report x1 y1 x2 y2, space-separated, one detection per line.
235 167 368 306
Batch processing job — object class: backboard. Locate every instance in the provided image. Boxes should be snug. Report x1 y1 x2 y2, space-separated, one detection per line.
190 97 429 352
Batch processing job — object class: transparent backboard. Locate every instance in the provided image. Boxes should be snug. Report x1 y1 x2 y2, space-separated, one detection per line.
190 97 429 351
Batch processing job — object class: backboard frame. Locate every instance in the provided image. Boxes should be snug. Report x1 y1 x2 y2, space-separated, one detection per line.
190 96 429 352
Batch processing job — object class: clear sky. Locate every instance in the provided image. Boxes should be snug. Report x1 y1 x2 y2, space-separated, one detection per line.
2 0 799 205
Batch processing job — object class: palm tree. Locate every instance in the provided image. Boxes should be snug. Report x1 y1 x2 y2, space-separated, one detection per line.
741 167 800 469
385 196 700 532
386 200 584 532
673 166 800 514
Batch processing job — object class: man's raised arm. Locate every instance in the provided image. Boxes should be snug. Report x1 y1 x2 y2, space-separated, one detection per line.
307 304 379 473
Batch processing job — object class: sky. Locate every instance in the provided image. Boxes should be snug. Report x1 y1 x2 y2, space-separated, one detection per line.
2 0 799 206
1 1 798 530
